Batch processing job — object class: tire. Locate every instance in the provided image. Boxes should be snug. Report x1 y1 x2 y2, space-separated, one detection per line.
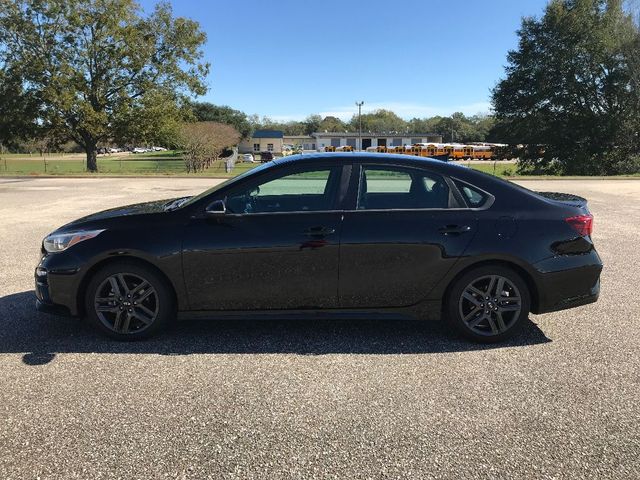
446 265 531 343
84 261 175 340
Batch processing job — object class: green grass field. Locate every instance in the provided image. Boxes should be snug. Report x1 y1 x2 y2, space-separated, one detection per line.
1 153 636 179
0 151 262 177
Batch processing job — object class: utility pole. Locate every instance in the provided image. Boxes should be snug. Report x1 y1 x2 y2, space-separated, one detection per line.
356 101 364 151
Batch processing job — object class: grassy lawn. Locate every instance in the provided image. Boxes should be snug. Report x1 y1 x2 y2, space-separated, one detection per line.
1 153 637 179
463 162 519 177
0 151 262 176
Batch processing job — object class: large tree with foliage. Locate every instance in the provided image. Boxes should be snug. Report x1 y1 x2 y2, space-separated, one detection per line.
492 0 640 174
190 102 252 139
0 0 209 171
348 109 406 134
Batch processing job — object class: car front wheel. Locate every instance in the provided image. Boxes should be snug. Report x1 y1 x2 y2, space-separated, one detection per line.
446 265 531 343
84 261 174 340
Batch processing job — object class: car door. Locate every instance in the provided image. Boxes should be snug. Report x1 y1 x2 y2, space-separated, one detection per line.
338 163 479 308
182 162 347 311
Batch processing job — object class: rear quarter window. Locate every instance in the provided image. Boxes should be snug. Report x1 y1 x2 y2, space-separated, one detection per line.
456 181 488 208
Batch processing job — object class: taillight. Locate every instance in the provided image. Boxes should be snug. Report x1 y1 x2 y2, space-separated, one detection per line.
565 214 593 236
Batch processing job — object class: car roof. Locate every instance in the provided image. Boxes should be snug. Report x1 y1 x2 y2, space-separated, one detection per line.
272 152 472 176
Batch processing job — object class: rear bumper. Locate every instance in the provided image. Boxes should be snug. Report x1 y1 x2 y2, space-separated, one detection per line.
531 250 602 314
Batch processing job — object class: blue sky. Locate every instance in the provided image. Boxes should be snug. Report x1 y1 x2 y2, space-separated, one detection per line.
140 0 550 120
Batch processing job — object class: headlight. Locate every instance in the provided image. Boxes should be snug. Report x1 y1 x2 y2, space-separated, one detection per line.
43 229 105 253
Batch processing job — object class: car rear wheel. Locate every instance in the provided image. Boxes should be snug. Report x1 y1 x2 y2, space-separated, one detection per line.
446 265 530 343
84 261 174 340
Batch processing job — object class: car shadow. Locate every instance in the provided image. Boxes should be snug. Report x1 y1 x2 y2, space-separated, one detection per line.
0 291 551 365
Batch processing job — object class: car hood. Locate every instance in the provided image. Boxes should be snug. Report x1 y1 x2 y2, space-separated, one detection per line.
60 197 185 230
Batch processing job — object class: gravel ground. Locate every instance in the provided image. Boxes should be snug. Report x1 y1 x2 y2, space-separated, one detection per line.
0 177 638 479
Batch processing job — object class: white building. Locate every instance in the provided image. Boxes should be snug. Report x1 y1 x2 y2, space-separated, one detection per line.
312 132 443 151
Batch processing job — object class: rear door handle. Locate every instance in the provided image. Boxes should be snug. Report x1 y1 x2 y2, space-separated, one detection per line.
438 224 471 235
304 226 336 237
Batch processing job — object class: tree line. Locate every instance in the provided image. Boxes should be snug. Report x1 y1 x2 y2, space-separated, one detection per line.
189 103 497 143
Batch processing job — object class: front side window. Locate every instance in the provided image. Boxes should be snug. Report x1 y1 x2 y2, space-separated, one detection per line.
357 166 450 210
226 167 339 214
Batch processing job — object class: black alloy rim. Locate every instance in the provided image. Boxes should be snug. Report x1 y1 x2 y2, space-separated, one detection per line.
94 273 159 334
458 275 522 336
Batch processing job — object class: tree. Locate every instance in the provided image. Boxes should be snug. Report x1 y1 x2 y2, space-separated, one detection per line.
0 69 40 150
114 91 193 149
302 115 322 135
0 0 209 171
348 109 407 133
179 122 240 173
190 102 252 139
492 0 640 174
318 116 347 132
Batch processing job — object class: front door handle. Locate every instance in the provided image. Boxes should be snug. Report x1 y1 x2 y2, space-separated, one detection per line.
304 226 336 237
438 224 471 235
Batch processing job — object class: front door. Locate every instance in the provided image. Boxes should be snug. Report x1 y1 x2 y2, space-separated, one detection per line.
362 138 372 150
183 164 345 311
339 164 477 308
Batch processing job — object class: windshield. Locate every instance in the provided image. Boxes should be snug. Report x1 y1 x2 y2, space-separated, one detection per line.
180 162 273 207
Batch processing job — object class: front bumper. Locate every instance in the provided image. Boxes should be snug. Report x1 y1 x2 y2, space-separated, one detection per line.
35 254 83 317
36 298 72 316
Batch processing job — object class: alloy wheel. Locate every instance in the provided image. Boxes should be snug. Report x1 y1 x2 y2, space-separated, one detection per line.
94 273 159 334
458 274 522 336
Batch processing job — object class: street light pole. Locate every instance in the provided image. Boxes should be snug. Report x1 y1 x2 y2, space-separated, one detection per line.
356 101 364 151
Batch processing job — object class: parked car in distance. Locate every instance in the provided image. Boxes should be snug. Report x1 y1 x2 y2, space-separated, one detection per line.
152 146 167 151
242 153 255 163
35 153 602 342
132 147 147 154
108 147 122 154
260 151 273 162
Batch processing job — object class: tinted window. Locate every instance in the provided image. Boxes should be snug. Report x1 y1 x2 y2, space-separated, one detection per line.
457 182 487 207
226 167 338 214
357 166 450 210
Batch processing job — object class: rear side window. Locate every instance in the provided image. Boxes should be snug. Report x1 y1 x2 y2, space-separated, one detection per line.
456 182 487 208
357 166 450 210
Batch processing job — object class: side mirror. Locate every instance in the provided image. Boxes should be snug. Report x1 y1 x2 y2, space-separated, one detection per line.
205 199 226 217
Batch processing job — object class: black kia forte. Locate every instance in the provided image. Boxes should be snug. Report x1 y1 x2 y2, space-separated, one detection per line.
35 153 602 342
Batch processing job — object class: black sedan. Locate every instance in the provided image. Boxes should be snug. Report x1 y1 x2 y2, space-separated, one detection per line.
35 153 602 342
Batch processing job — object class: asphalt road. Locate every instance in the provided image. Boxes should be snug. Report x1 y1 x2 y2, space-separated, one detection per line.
0 177 638 479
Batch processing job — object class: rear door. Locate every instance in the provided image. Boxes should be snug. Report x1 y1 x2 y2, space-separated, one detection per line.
338 163 478 308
